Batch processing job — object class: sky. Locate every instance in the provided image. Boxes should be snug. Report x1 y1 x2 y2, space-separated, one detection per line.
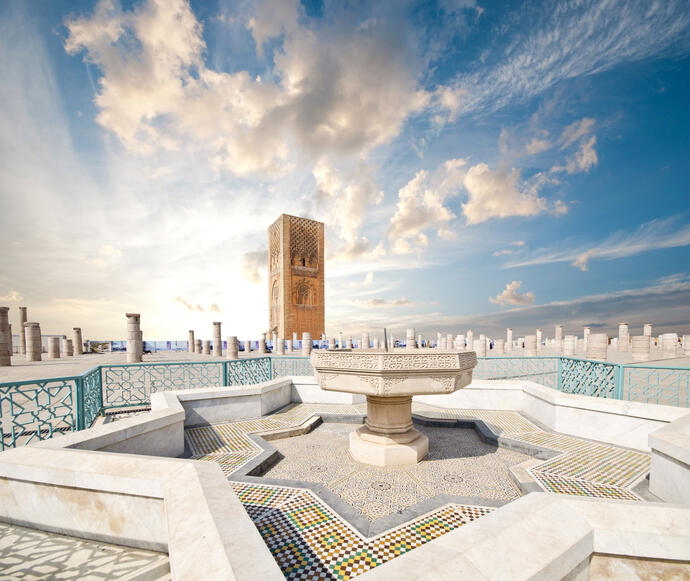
1 0 689 341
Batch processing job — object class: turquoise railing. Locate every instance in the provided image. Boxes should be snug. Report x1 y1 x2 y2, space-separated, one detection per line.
2 355 689 450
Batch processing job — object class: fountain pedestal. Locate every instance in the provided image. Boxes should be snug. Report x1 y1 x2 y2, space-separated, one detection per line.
310 350 477 466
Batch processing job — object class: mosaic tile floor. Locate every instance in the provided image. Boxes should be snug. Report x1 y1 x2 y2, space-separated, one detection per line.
264 422 525 519
231 482 492 581
184 402 652 580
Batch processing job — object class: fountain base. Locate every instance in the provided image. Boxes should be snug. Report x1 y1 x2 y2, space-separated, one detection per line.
350 425 429 466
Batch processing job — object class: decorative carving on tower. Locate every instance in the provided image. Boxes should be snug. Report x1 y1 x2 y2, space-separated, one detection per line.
268 214 325 339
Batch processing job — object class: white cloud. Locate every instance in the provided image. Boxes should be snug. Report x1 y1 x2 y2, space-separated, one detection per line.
312 161 384 260
559 118 595 149
389 159 466 254
492 240 527 257
565 136 598 174
440 1 690 117
0 291 23 302
241 250 267 284
363 272 374 285
65 0 430 177
489 281 536 306
505 216 690 271
356 297 413 308
526 138 551 155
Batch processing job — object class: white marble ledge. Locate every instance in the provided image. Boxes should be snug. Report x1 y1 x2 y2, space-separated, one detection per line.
649 414 690 465
522 382 689 422
169 377 292 400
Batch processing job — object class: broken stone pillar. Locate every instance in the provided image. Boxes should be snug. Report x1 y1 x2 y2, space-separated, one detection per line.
346 337 353 349
555 325 563 342
467 330 474 350
258 333 267 354
457 334 465 351
587 334 608 361
328 336 336 350
213 322 222 357
195 339 202 354
406 328 416 349
505 328 512 351
227 336 239 359
494 339 505 354
73 327 83 355
202 340 211 355
277 338 285 355
563 335 576 357
440 337 447 350
64 338 74 357
0 307 10 366
360 333 369 350
447 334 453 350
661 333 678 358
338 332 344 349
188 330 195 353
48 337 60 359
631 335 650 362
473 339 486 357
525 335 537 357
536 329 543 351
19 307 27 355
126 313 142 363
24 322 42 362
243 340 251 354
643 324 652 337
617 323 629 352
302 332 312 356
583 327 591 351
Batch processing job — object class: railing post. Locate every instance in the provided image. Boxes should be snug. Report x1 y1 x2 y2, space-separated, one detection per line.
615 364 625 400
557 357 563 391
268 356 273 380
222 361 228 386
96 367 104 416
74 376 85 431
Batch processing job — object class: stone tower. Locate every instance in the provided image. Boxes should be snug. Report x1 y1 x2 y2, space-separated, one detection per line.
268 214 325 339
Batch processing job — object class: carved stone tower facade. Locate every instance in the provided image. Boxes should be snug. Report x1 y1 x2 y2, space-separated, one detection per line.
268 214 325 339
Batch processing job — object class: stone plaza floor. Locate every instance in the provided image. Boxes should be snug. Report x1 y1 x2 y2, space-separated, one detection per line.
184 402 653 581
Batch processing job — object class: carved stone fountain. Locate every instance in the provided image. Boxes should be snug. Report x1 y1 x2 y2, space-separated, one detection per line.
310 350 477 466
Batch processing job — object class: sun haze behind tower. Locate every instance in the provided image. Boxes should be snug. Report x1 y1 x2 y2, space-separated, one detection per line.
268 214 325 340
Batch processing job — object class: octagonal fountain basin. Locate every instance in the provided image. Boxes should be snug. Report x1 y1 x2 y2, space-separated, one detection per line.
310 350 477 466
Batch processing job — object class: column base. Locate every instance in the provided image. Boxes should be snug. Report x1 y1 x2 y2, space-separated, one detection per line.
349 426 428 466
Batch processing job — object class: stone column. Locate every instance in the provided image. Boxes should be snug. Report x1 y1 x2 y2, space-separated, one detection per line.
258 333 267 354
586 333 608 361
555 325 563 341
683 335 690 356
286 339 293 353
202 340 211 354
277 338 285 355
213 322 222 357
188 330 195 353
227 336 239 359
473 339 486 357
346 337 353 349
631 335 650 362
505 328 512 351
440 337 447 350
328 336 336 350
48 337 60 359
292 332 298 343
125 313 142 363
24 322 42 362
436 332 442 347
467 330 474 350
65 338 74 356
360 333 369 350
661 333 678 358
243 340 251 354
338 332 344 349
73 327 83 355
302 332 312 356
617 323 629 352
457 335 465 351
494 339 505 354
19 306 27 355
583 327 591 351
524 335 537 356
417 334 423 348
195 339 202 353
0 307 10 366
406 328 416 349
563 335 576 357
643 324 652 337
536 329 543 352
446 334 453 350
7 324 12 357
